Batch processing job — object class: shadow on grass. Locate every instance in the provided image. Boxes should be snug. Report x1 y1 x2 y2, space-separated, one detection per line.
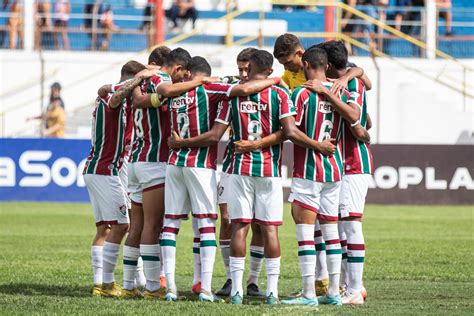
0 283 91 297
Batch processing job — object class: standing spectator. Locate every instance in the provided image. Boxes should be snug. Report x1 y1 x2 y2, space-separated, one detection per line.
83 0 101 50
53 0 70 50
0 0 9 47
50 82 65 109
35 0 54 50
166 0 197 33
437 0 452 36
141 0 155 48
8 0 23 49
43 97 66 137
98 5 118 51
394 0 411 32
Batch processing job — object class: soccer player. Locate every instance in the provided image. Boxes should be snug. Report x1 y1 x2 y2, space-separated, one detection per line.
84 61 153 297
281 47 367 307
318 40 373 305
216 47 266 297
168 50 334 305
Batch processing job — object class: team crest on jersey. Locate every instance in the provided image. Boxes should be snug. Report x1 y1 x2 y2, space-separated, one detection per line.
318 101 334 113
240 101 268 113
172 96 195 109
119 205 127 216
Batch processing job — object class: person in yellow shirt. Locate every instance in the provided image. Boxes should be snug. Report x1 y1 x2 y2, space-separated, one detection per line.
44 97 66 137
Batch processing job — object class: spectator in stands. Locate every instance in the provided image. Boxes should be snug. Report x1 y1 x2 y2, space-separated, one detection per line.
98 5 118 51
8 0 23 49
437 0 452 36
50 82 65 109
53 0 70 50
43 96 66 138
0 1 9 47
166 0 197 33
141 0 155 48
83 0 102 50
394 0 411 32
35 0 54 50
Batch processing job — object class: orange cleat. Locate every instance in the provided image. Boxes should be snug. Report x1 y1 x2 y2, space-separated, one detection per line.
192 282 202 295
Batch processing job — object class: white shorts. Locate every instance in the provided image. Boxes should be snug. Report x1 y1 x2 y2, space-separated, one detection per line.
165 165 218 219
228 174 283 226
339 174 371 218
288 178 342 221
119 157 131 209
84 174 129 226
127 161 167 205
217 172 230 205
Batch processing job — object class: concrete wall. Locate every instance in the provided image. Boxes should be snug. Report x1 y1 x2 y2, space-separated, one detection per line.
1 45 473 143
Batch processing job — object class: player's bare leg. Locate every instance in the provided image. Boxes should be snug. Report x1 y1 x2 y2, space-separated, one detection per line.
216 203 232 296
91 225 110 295
140 186 166 298
229 222 250 303
247 222 265 296
259 224 281 304
281 204 319 306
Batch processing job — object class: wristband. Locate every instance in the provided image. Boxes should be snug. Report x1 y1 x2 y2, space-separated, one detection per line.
350 120 360 128
151 93 161 108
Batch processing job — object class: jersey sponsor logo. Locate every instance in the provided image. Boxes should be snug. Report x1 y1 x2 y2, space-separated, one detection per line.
240 101 268 113
171 96 195 109
318 101 334 114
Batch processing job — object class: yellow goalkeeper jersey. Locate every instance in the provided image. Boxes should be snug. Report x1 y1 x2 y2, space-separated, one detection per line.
281 68 306 91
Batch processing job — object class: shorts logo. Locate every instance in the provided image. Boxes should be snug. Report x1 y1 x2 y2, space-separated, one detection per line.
119 205 127 216
318 101 334 114
240 101 268 113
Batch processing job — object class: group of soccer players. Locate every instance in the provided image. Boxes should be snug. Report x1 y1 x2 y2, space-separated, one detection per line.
83 32 373 307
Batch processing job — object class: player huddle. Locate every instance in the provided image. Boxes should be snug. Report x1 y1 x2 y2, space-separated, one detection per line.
83 33 374 307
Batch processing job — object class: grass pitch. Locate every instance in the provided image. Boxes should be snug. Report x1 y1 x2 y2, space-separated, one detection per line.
0 203 472 315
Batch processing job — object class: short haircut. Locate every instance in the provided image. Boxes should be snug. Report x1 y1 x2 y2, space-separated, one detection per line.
163 47 192 69
273 33 302 59
148 46 171 65
188 56 212 76
302 47 328 69
236 47 258 62
121 60 146 77
249 50 273 73
317 40 348 70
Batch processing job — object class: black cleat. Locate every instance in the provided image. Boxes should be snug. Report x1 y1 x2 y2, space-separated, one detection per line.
215 279 232 296
246 283 264 297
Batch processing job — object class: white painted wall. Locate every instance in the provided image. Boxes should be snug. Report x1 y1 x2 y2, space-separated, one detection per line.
0 45 473 143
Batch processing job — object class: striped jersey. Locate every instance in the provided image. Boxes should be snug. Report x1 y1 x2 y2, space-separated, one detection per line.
292 82 350 183
131 73 171 163
84 94 126 176
167 83 233 169
215 85 295 177
111 80 134 163
343 78 374 174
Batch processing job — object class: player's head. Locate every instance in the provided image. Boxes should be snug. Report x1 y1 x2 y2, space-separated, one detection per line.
316 40 348 77
188 56 211 79
236 47 257 82
273 33 304 73
162 47 192 82
120 60 146 81
248 50 274 79
148 45 171 66
302 47 328 79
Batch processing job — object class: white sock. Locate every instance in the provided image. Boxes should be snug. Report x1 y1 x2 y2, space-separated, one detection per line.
229 256 245 297
338 221 348 288
91 245 103 285
265 257 280 298
248 245 264 286
123 245 139 290
192 217 201 285
314 220 329 280
220 239 231 280
161 218 181 294
159 233 165 279
140 243 161 292
296 224 316 298
102 241 121 284
344 221 365 293
320 223 342 297
198 217 217 293
136 256 146 288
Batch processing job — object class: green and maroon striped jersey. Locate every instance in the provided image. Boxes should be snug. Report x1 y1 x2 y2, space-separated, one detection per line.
167 83 233 169
343 78 374 175
215 85 295 177
131 73 171 163
84 94 126 176
292 82 350 183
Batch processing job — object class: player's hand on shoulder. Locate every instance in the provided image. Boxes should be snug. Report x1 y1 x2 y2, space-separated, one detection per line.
168 131 182 149
201 76 222 84
135 69 156 80
330 77 349 94
302 79 328 94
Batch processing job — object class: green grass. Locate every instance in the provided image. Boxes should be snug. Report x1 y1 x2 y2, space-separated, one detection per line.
0 203 472 315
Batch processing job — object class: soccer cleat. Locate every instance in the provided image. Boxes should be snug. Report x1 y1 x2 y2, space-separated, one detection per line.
191 282 201 295
315 279 329 297
287 289 303 298
198 290 224 303
165 291 178 302
318 294 342 306
341 290 364 305
143 287 166 299
215 279 232 296
160 276 167 288
361 285 367 301
281 296 319 306
121 288 143 299
100 282 122 298
230 292 243 305
265 292 279 305
92 284 102 297
247 283 264 297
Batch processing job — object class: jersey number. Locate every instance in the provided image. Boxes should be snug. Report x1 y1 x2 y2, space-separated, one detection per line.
247 120 262 142
318 120 333 142
177 113 190 138
134 109 144 138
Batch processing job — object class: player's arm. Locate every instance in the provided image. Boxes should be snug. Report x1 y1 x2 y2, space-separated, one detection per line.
366 113 373 130
168 122 228 149
156 76 220 98
228 78 281 97
234 130 285 153
350 123 371 143
330 67 364 94
98 84 112 98
109 70 154 109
